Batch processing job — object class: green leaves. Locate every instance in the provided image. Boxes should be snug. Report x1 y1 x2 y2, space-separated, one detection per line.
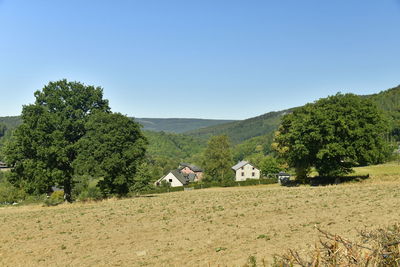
274 93 389 178
4 80 147 200
74 112 147 196
202 135 234 182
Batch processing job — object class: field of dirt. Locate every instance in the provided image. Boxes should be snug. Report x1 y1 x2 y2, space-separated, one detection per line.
1 163 399 266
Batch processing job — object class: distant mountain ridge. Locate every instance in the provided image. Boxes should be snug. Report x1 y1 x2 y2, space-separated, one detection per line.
0 116 236 134
135 118 237 133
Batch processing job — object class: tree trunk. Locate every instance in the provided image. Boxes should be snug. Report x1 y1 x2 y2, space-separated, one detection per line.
295 167 309 184
63 180 72 202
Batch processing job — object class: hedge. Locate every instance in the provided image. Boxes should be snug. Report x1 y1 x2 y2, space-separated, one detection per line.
140 178 277 195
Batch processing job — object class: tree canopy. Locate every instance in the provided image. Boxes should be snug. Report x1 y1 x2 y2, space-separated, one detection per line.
4 80 146 201
273 93 389 179
74 112 147 196
202 135 234 182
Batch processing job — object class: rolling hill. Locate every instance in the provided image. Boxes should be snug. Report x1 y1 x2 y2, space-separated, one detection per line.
185 109 294 145
185 84 400 144
0 116 235 134
135 118 236 133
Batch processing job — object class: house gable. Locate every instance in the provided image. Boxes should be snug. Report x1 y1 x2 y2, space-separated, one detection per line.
155 169 191 187
232 161 261 181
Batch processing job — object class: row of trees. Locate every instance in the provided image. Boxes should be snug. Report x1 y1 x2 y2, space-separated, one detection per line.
1 81 393 202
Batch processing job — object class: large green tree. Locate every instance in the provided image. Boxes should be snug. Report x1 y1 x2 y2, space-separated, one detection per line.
5 80 110 201
274 93 389 180
74 112 147 196
202 135 234 182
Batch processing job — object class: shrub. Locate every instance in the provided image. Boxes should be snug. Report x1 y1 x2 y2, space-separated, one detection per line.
44 190 64 206
0 180 26 204
273 225 400 266
77 185 102 201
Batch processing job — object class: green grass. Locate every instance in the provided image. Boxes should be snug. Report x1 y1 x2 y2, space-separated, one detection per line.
353 162 400 176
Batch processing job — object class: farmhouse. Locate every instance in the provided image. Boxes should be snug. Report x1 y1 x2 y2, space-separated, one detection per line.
155 169 196 187
0 161 7 168
179 163 203 181
232 161 260 181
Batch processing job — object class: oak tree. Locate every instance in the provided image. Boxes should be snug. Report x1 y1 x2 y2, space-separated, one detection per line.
274 93 389 180
5 80 110 201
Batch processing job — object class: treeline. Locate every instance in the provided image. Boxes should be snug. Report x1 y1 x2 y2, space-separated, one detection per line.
2 84 400 166
0 81 399 205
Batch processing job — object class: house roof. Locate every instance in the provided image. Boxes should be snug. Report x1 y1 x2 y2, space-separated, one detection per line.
232 161 250 170
169 169 187 185
187 173 196 182
156 169 198 186
179 163 203 172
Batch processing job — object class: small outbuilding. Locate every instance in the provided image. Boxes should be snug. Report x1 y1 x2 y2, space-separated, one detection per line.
277 171 291 185
231 161 260 181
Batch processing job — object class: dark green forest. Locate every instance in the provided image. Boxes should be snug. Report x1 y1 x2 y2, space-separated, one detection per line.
186 109 292 144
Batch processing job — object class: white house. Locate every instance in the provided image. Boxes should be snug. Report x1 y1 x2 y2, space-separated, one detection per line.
232 161 260 181
154 169 196 187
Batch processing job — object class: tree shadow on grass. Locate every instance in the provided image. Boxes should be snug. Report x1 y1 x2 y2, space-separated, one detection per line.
280 174 370 187
309 174 370 186
132 195 158 198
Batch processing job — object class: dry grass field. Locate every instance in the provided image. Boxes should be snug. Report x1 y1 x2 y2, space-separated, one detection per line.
1 163 400 266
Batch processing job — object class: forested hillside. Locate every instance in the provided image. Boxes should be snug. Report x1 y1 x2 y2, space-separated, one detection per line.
0 116 22 131
136 118 236 133
144 131 205 161
0 117 21 160
367 85 400 140
186 110 293 144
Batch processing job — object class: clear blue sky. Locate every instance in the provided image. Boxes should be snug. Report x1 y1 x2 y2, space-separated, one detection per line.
0 0 399 119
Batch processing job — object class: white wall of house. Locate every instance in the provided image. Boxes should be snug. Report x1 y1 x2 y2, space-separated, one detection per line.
235 163 260 181
156 172 184 187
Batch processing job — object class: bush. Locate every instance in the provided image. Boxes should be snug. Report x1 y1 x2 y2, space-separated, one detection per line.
44 190 64 206
0 180 26 204
273 225 400 266
77 185 102 201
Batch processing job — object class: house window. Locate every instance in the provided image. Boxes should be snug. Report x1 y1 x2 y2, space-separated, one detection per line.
252 167 255 170
241 172 244 176
241 167 244 170
252 172 255 177
169 179 173 182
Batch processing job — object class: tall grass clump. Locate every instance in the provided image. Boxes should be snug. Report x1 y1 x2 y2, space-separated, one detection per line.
273 225 400 266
